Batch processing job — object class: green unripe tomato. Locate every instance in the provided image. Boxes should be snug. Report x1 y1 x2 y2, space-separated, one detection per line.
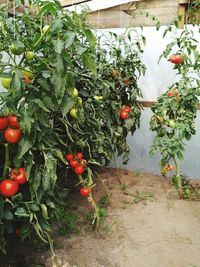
25 51 35 60
73 88 79 97
70 108 78 119
77 97 83 106
94 95 103 101
168 119 175 128
9 44 23 55
22 69 33 79
1 77 12 89
161 109 167 118
43 25 50 33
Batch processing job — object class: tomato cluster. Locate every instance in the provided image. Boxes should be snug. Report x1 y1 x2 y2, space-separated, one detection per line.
166 165 174 171
65 152 86 175
120 105 131 120
0 168 27 197
0 115 22 143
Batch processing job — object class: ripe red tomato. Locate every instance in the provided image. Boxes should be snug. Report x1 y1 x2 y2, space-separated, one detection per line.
167 90 178 97
80 187 90 197
4 128 22 143
120 110 129 119
166 165 174 171
76 152 83 159
0 179 19 197
80 159 86 168
8 115 19 128
65 154 73 161
74 166 85 175
123 106 131 113
123 78 129 84
0 117 8 130
15 228 20 236
69 159 78 168
23 77 32 84
113 69 118 78
169 54 183 64
10 168 27 184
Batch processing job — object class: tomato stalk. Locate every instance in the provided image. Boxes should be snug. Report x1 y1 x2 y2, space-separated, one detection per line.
88 192 100 230
114 156 124 184
173 157 182 192
3 143 9 179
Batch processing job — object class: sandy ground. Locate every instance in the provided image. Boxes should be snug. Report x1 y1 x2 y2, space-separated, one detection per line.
2 168 200 267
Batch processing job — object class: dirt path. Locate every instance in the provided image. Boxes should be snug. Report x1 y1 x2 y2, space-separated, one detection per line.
5 168 200 267
34 169 200 267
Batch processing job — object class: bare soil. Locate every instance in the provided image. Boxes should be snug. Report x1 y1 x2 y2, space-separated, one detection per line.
2 168 200 267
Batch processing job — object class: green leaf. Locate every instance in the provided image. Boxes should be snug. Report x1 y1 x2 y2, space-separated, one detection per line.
52 39 64 54
15 207 29 218
51 18 63 33
41 204 49 220
60 96 76 116
32 99 50 112
3 208 13 220
64 31 76 48
17 136 34 159
84 29 96 49
82 52 96 76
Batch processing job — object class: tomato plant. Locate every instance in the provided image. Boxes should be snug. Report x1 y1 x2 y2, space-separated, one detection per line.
0 0 145 255
150 13 200 196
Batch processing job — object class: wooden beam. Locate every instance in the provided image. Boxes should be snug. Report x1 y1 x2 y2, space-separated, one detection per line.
140 100 200 110
178 4 186 28
88 0 180 29
61 0 91 7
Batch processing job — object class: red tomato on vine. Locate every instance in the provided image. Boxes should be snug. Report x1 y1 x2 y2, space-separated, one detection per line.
169 54 184 64
4 128 22 143
0 180 19 197
0 117 8 130
8 115 19 128
80 187 90 197
10 168 27 184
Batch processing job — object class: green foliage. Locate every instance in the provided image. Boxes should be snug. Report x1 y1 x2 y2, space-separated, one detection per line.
0 0 145 253
55 207 78 235
150 18 200 195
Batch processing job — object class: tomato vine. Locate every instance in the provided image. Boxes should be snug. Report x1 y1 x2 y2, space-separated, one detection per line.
0 0 145 254
150 7 200 197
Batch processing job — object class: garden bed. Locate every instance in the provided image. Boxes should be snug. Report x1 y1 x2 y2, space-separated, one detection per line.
1 168 200 267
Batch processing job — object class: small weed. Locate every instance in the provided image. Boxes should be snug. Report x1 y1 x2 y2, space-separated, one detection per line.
132 191 155 204
99 195 110 207
55 207 79 235
122 199 130 205
166 201 174 210
134 169 144 176
120 184 127 191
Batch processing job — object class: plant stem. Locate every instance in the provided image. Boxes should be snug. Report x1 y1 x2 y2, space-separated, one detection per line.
173 157 182 189
95 171 110 201
88 193 100 230
114 156 124 184
3 143 9 179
